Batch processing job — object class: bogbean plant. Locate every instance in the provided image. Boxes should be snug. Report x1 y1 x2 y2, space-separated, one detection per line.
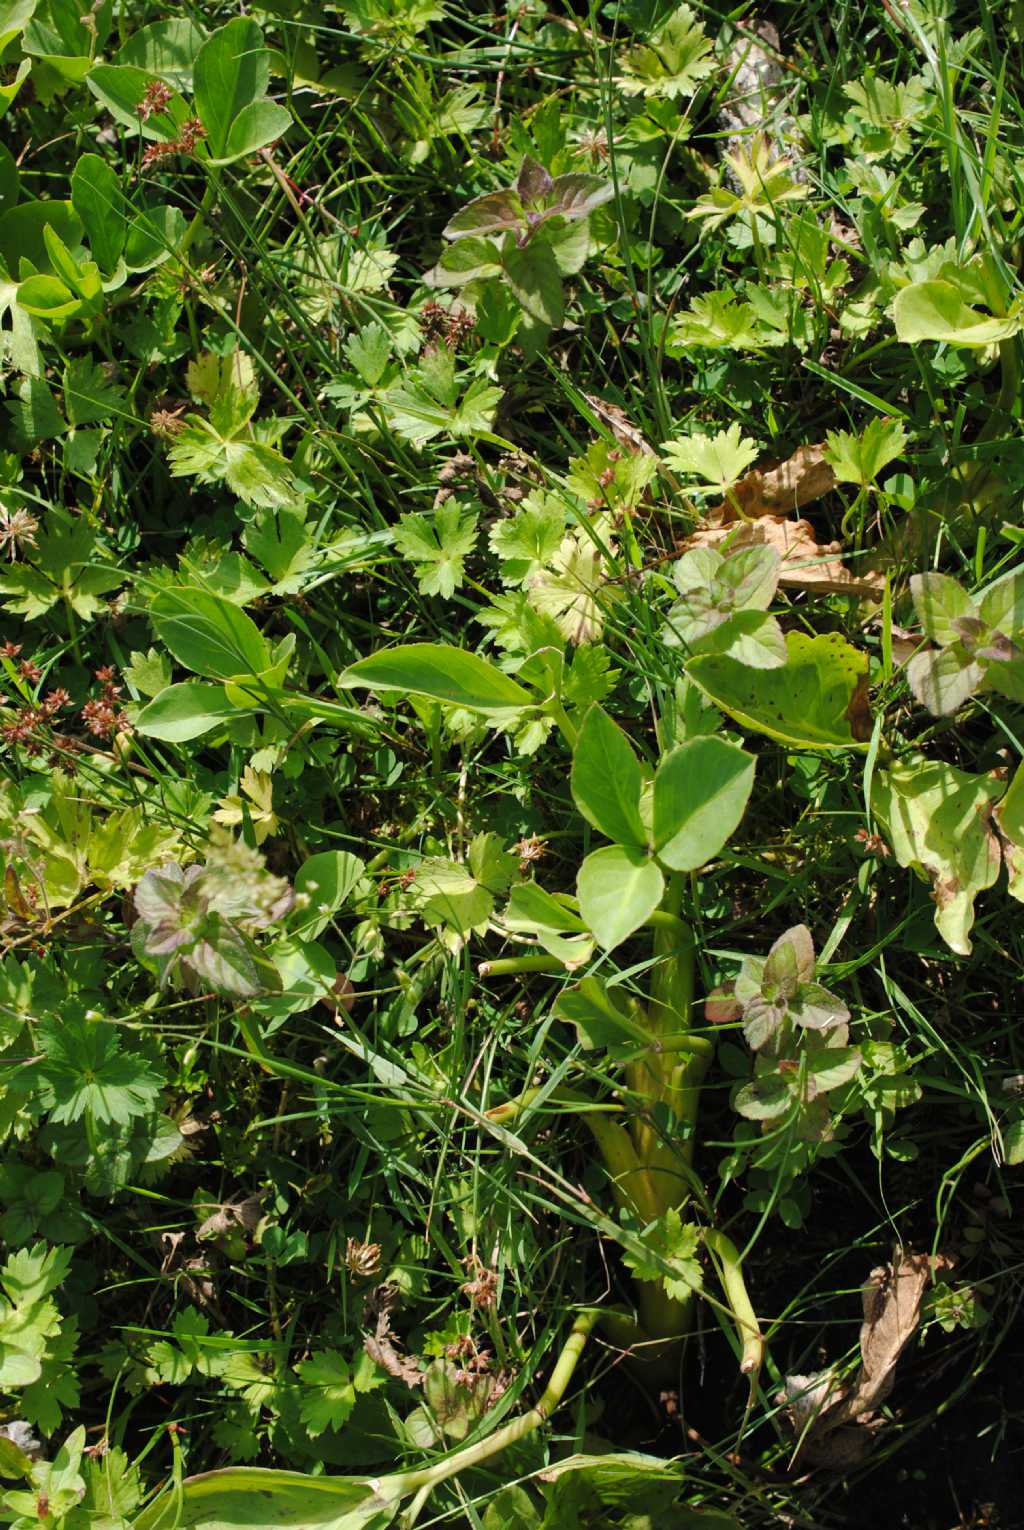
2 2 1024 1527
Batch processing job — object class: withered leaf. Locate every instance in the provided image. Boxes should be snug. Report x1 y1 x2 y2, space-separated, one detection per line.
779 1251 949 1469
195 1193 264 1243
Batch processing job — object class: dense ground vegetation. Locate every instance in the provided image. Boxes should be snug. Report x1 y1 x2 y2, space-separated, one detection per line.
0 1 1022 1526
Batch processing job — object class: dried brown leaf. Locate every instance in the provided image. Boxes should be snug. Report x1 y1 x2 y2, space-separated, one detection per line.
363 1281 424 1389
582 394 656 456
779 1251 950 1469
195 1193 264 1242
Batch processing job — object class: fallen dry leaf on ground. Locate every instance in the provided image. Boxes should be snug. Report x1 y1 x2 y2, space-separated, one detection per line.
779 1251 949 1468
707 444 836 525
680 516 882 597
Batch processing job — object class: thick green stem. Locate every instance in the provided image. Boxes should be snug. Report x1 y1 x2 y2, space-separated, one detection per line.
395 1311 596 1500
703 1229 764 1380
479 954 564 977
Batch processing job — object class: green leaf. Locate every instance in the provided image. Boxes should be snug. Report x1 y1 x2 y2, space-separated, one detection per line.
342 643 533 713
193 18 276 162
823 417 908 488
133 1467 402 1530
217 99 291 165
687 631 871 751
910 572 979 644
134 682 243 741
576 844 664 951
0 199 82 273
345 321 391 388
242 506 315 588
552 975 649 1049
871 754 1004 955
490 494 565 585
893 280 1022 346
618 4 716 99
70 153 125 273
443 189 523 241
85 64 188 140
393 506 478 598
413 858 494 936
571 704 647 849
652 737 755 871
26 1017 163 1126
293 852 366 939
124 203 187 271
995 759 1024 903
62 357 125 426
115 16 208 89
296 1351 357 1437
5 375 67 444
906 642 984 716
980 566 1024 635
621 1209 703 1303
149 587 271 680
501 239 564 329
661 423 759 492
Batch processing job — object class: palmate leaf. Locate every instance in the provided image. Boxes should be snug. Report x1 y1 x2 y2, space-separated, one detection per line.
622 1209 703 1304
169 419 297 509
618 5 716 99
661 423 759 492
489 493 566 585
295 1351 359 1437
393 506 479 597
26 1015 163 1126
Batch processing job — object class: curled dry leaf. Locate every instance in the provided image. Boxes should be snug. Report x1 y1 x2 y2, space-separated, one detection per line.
363 1281 425 1390
779 1251 951 1468
582 393 656 456
196 1192 264 1243
680 516 882 598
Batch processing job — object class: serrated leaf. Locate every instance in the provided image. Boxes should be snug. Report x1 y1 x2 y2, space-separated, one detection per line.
662 423 759 492
393 506 478 598
618 5 716 99
824 417 907 487
296 1351 356 1437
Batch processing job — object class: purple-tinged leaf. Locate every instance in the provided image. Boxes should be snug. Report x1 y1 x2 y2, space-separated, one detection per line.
742 996 785 1051
443 190 523 242
791 982 850 1031
517 155 554 206
548 172 614 221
